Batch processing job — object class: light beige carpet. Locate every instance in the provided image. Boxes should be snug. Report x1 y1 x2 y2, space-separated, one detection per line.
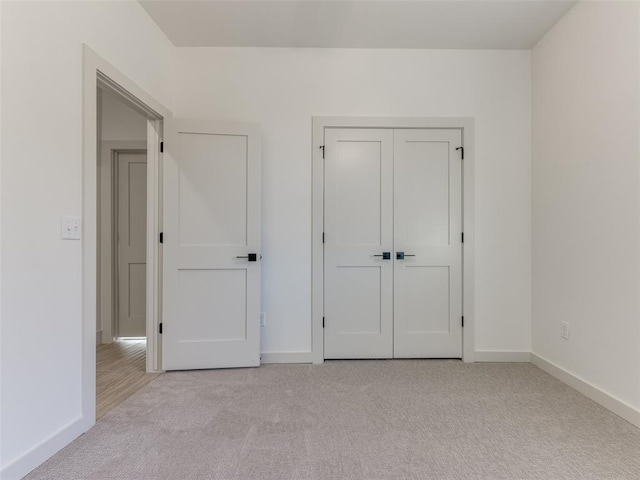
25 361 640 479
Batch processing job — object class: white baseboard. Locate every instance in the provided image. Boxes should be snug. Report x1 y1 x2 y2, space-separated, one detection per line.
96 330 102 345
474 350 531 362
532 353 640 428
0 415 91 480
262 351 533 364
260 351 314 364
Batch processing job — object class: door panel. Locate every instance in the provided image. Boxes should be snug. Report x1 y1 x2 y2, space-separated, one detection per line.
177 269 247 341
333 267 382 334
178 134 248 246
128 263 147 319
401 142 450 246
404 266 450 333
393 129 462 358
117 152 147 338
163 119 261 370
324 129 393 359
334 141 383 246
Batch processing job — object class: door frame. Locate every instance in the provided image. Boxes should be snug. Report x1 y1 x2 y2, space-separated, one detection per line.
311 117 475 363
82 45 170 426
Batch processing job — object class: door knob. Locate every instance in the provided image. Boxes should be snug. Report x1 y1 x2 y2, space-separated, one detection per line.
396 252 415 260
236 253 258 261
373 252 391 260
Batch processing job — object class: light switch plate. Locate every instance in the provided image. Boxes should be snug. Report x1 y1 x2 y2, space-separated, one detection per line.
61 216 81 240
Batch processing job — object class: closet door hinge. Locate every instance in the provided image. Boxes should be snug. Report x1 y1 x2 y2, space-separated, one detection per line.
322 232 325 243
456 146 464 159
160 141 164 153
159 232 164 243
322 317 325 328
320 145 325 159
461 316 464 328
461 232 464 243
159 322 163 334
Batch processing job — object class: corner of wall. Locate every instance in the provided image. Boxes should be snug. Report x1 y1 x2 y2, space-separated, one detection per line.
531 0 640 412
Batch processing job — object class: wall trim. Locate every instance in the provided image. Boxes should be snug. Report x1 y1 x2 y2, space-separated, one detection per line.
474 350 531 362
532 353 640 428
0 416 89 480
311 116 475 364
260 351 314 364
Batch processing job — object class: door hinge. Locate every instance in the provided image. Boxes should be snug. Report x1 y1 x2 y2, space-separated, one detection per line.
159 232 164 243
320 145 325 159
456 146 464 159
322 317 325 328
461 316 464 328
322 232 325 243
159 322 163 334
461 232 464 243
160 142 164 153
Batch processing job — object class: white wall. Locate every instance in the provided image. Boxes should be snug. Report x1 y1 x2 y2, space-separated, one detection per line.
174 48 532 356
101 88 148 142
532 2 640 410
0 1 173 477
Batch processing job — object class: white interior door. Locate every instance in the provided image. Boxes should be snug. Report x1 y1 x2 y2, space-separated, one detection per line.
324 129 394 358
323 127 463 359
393 129 462 358
116 151 147 338
163 119 261 370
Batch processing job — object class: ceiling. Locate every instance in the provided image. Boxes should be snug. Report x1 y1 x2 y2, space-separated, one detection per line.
139 0 576 49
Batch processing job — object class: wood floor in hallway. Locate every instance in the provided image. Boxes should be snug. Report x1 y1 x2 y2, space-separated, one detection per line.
96 339 160 419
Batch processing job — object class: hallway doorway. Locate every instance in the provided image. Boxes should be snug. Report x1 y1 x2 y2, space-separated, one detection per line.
95 85 158 417
96 339 159 418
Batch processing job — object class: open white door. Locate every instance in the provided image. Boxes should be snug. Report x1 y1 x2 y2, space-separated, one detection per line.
163 120 261 370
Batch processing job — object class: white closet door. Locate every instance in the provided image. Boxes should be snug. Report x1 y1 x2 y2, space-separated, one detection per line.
117 151 147 338
163 119 261 370
324 128 394 358
393 129 463 358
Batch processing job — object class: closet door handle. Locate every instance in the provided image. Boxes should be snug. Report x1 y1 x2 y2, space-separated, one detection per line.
396 252 415 260
373 252 391 260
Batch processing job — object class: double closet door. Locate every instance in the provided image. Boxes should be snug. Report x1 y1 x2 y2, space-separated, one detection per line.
324 128 462 359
